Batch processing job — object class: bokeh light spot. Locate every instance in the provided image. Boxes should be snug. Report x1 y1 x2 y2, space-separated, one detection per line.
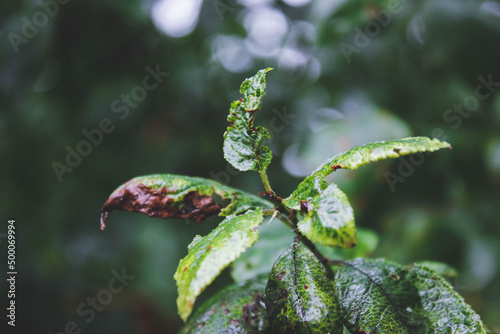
151 0 202 38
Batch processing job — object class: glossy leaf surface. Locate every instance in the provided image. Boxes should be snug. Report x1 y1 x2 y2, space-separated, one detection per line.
335 258 487 334
174 209 263 321
296 183 356 248
231 219 295 283
180 276 268 333
312 137 451 178
289 137 451 201
100 174 272 229
315 228 379 261
417 260 459 282
223 68 273 172
264 242 343 333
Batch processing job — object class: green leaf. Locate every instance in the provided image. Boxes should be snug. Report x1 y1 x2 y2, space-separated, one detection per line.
231 218 295 283
283 174 327 208
282 137 450 249
296 183 356 249
335 258 487 334
180 276 268 334
223 68 273 172
264 242 343 333
100 174 272 229
174 209 264 322
289 137 451 200
315 228 379 260
312 136 451 178
416 260 459 282
283 179 356 249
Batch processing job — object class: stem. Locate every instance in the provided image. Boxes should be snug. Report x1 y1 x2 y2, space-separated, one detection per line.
257 170 340 276
261 209 276 216
259 169 273 193
262 209 296 230
270 209 339 277
325 259 346 267
277 215 296 230
298 232 337 278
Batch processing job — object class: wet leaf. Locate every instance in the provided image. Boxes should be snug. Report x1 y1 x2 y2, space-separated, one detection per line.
335 258 487 334
295 183 356 249
264 242 343 333
315 228 379 261
288 137 451 201
223 68 273 172
312 137 451 178
174 209 264 321
416 260 459 282
100 174 272 229
180 276 268 333
231 218 295 283
283 174 327 207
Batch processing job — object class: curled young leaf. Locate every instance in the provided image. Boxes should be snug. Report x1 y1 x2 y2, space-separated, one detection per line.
100 174 273 230
264 242 343 333
175 209 264 322
335 258 487 333
180 276 268 333
223 68 273 172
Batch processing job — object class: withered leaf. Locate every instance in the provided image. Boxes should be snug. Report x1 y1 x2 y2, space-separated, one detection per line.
100 174 273 229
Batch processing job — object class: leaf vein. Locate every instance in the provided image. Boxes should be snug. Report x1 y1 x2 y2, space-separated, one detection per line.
344 261 410 329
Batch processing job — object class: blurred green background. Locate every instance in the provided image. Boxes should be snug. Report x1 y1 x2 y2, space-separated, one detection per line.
1 0 499 332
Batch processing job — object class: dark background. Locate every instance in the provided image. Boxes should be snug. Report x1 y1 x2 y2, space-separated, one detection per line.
1 0 499 332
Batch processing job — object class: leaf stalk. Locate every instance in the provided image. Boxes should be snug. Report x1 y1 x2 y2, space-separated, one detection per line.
259 169 273 193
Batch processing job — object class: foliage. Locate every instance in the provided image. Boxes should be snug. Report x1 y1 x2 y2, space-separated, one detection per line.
101 69 491 332
174 209 263 322
3 0 499 332
264 239 342 333
336 259 486 333
100 174 272 229
223 68 273 173
179 276 268 333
